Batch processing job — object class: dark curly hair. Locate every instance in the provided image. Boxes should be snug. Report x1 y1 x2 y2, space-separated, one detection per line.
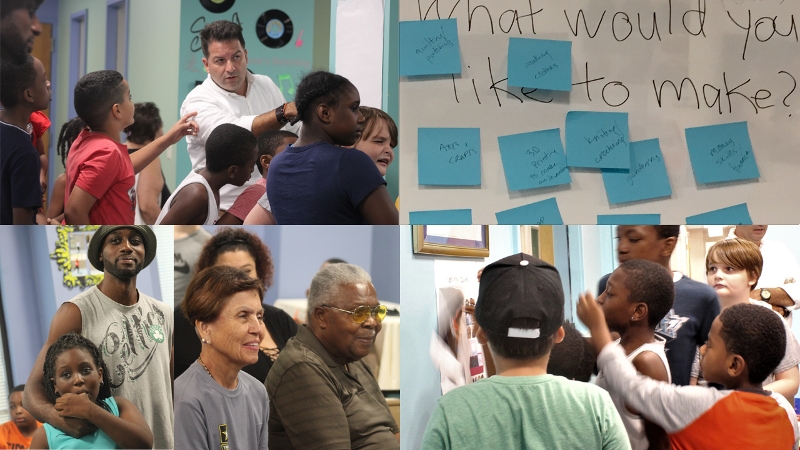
195 227 274 288
43 332 112 408
0 54 36 108
291 71 353 125
205 123 257 173
718 303 785 384
547 321 594 382
56 117 85 168
74 70 128 130
654 225 680 240
200 20 245 58
618 259 675 328
124 102 163 144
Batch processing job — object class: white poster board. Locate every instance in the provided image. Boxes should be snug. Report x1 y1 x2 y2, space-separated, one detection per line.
336 0 385 107
400 0 800 223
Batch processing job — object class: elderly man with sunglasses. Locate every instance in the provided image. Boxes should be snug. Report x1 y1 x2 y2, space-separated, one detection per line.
266 263 400 449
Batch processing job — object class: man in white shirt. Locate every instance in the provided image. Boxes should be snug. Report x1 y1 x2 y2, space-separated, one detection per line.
730 225 800 322
181 19 299 211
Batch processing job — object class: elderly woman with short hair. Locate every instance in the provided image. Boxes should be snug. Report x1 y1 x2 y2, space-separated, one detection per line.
174 265 269 450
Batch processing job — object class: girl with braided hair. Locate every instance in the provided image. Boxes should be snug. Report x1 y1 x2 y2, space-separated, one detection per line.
29 332 152 449
45 117 85 223
266 71 398 224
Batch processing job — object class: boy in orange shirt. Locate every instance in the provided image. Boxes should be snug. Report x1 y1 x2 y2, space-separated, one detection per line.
0 385 40 449
579 294 799 449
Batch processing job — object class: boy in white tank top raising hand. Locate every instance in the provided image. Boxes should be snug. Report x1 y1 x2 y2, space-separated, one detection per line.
595 259 675 450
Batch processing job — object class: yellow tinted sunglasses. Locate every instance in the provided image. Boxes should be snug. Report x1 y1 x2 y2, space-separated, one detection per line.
321 305 387 323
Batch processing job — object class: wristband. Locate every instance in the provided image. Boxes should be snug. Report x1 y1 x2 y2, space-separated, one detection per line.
275 103 290 125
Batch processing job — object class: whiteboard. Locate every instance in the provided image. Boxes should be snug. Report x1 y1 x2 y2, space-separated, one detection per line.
399 0 800 223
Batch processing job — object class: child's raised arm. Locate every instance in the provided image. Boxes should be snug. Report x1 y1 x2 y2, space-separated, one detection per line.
55 394 153 449
130 112 198 173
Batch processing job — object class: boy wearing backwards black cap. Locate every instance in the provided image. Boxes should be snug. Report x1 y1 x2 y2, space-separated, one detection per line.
23 226 174 450
578 295 799 449
422 253 629 450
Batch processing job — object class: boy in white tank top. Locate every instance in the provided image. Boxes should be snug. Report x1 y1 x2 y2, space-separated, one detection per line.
157 123 257 225
594 259 674 450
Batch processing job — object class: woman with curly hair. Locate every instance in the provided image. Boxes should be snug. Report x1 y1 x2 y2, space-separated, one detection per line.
29 332 152 449
174 227 297 382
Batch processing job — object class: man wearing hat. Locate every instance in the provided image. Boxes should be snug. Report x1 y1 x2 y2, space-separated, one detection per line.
24 226 174 450
421 253 629 449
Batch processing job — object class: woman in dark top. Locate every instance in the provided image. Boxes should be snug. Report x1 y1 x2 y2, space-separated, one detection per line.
174 227 298 382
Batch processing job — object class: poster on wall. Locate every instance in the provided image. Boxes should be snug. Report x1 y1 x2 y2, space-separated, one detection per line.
431 259 485 394
399 0 800 223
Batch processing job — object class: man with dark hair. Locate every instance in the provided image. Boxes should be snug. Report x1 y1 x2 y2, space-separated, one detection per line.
422 253 628 449
156 123 257 224
0 0 42 64
181 19 300 211
0 54 49 224
24 226 174 450
598 225 720 386
65 70 198 224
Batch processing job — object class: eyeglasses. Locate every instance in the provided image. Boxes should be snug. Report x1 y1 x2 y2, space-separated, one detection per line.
321 305 387 324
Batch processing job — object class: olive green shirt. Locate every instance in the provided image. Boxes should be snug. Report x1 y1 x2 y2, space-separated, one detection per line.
266 325 399 449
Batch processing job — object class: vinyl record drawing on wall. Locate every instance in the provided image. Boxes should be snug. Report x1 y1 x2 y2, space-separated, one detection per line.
199 0 235 14
256 9 293 49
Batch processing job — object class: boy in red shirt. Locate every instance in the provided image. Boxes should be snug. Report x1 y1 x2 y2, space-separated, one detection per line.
0 385 40 449
64 70 198 224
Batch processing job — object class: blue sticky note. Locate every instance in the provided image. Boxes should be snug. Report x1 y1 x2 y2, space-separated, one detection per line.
399 19 461 76
409 209 472 225
601 139 671 204
507 38 572 91
418 128 481 186
498 129 571 191
566 112 631 169
495 198 564 225
686 204 753 225
597 214 661 225
685 122 760 184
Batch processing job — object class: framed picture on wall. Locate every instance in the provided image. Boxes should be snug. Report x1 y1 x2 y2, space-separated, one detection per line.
412 225 489 257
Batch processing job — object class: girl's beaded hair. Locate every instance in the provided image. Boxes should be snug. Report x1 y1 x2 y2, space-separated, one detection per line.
56 117 85 168
43 332 112 407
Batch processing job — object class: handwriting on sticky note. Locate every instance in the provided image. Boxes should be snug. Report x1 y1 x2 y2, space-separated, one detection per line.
441 141 478 165
508 38 572 91
419 128 481 186
400 19 462 76
601 139 671 205
416 26 456 65
498 129 571 191
586 121 628 165
685 122 759 184
566 112 631 169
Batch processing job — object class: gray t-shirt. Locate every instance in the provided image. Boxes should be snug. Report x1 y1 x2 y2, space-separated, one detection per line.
175 361 269 450
173 227 211 304
69 286 174 450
